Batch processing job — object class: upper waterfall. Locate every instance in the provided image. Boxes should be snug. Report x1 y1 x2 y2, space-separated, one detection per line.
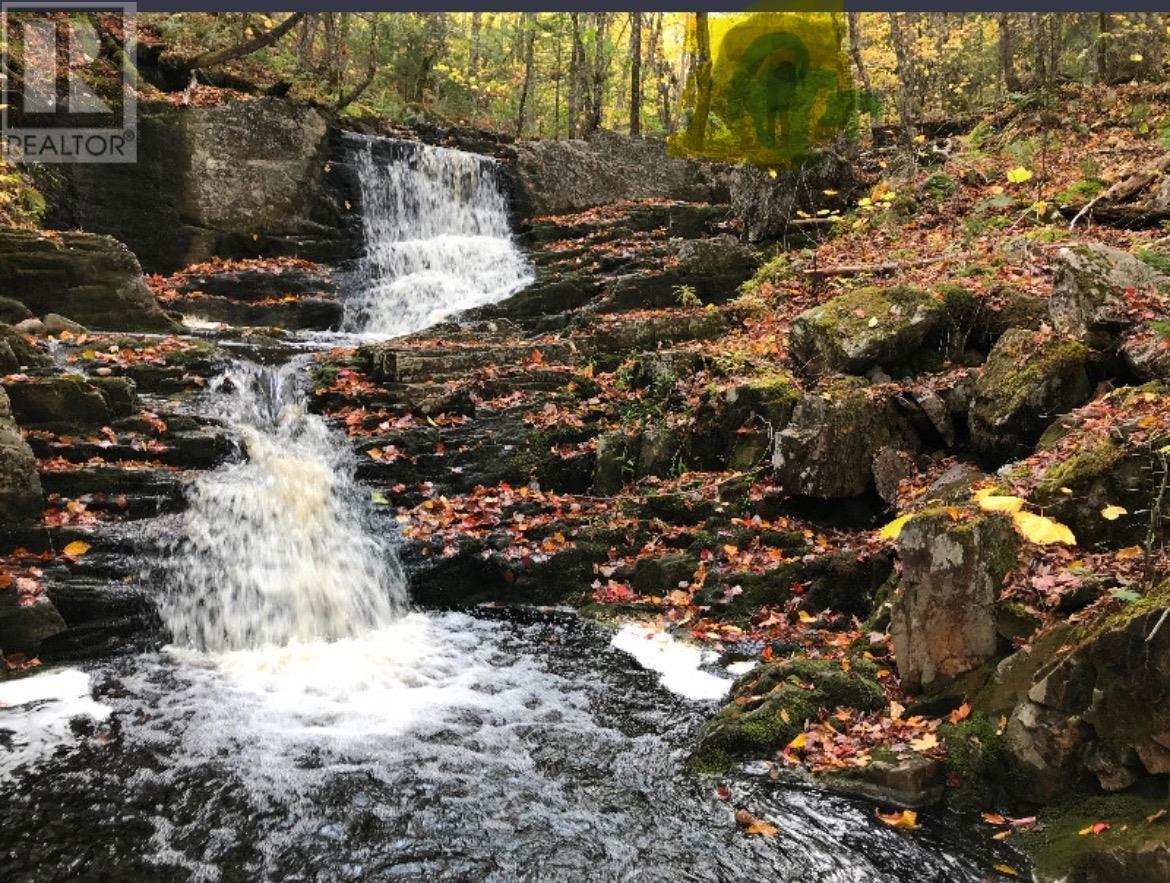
346 134 533 337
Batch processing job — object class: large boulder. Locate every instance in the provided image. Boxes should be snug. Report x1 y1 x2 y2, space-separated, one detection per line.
968 329 1092 462
728 150 859 242
508 131 725 216
43 99 354 272
0 323 51 374
0 230 179 332
789 285 969 376
1005 585 1170 800
0 387 42 521
772 381 918 498
890 511 1020 694
1049 243 1169 346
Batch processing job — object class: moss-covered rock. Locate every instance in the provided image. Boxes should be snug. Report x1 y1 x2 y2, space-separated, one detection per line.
1019 790 1170 883
0 387 42 521
968 328 1092 462
789 285 963 376
693 657 884 769
940 713 1016 810
1023 385 1169 549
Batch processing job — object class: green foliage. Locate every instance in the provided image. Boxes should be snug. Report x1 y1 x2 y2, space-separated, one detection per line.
1137 249 1170 275
739 252 791 296
673 283 702 308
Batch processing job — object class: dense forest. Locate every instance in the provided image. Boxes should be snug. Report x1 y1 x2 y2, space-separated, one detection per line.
141 12 1170 140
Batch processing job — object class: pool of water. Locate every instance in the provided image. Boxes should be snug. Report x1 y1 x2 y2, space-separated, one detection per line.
0 607 1020 883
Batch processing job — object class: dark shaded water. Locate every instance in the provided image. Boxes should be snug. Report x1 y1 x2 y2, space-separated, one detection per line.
1 608 1019 883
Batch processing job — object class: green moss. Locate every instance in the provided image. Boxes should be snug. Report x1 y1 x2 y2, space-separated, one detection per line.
1137 248 1170 276
941 713 1017 811
1055 177 1106 205
979 330 1089 420
739 253 792 296
1035 438 1122 497
922 173 959 200
1018 789 1170 880
692 658 884 769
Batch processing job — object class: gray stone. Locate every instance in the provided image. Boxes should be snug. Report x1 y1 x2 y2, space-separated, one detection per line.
0 387 42 521
42 313 86 337
1003 700 1088 801
890 511 1020 693
0 230 178 332
773 382 917 499
3 375 111 428
0 592 66 653
1050 242 1169 344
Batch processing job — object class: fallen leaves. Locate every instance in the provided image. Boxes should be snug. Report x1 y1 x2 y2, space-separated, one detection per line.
875 808 919 830
734 809 778 838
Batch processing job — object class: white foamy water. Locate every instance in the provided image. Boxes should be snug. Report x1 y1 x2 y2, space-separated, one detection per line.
611 623 734 701
158 360 407 652
347 135 532 336
0 668 110 777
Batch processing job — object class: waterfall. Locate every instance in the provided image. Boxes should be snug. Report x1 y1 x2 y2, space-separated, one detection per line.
347 135 533 336
159 360 407 652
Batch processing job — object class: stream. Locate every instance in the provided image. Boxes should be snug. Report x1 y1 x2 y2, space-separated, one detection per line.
0 138 1017 882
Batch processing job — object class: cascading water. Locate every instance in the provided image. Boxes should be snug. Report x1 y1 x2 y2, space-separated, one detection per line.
346 134 533 336
158 359 406 652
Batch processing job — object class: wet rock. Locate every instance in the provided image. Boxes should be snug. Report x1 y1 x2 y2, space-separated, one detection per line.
0 592 66 653
789 285 964 377
823 752 945 809
1083 741 1139 792
0 230 179 332
87 376 137 419
0 324 50 373
593 431 635 495
890 511 1020 693
694 658 884 768
42 313 86 337
3 375 110 428
0 388 42 521
1049 242 1169 346
968 329 1091 462
0 296 33 324
772 381 918 499
168 293 344 331
508 131 725 216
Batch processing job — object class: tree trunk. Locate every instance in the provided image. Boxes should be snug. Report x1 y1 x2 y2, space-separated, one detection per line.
553 19 564 139
847 12 872 95
586 13 609 134
652 13 673 133
516 15 536 139
333 14 378 111
628 13 642 136
468 12 481 80
186 12 305 72
888 13 917 150
998 13 1022 93
1097 13 1110 84
685 12 712 151
567 13 583 138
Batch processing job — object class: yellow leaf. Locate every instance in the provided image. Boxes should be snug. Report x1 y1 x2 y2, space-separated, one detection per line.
1006 166 1034 184
63 540 90 557
889 700 905 720
994 864 1019 876
1131 53 1144 62
798 610 815 623
911 733 939 752
787 732 807 750
876 808 919 830
974 489 1025 513
768 169 778 179
992 830 1013 840
1101 505 1128 521
1116 545 1145 560
1012 511 1076 546
879 513 914 540
779 708 791 724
